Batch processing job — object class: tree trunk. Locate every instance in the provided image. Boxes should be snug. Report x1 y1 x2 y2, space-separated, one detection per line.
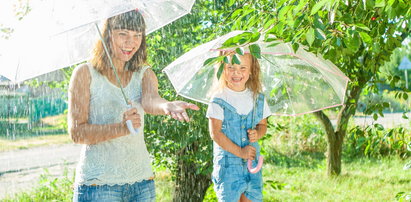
173 141 211 202
314 81 364 175
173 159 211 202
326 131 344 175
314 110 344 175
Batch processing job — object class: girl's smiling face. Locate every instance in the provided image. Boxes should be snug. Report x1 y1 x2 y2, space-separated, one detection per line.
111 29 142 62
223 54 252 92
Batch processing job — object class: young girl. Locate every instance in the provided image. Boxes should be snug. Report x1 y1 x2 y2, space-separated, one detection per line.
207 53 271 202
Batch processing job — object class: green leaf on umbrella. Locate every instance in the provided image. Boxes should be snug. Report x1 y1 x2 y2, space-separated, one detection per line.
267 42 281 48
232 54 241 64
249 44 261 59
223 56 230 64
235 47 244 55
203 57 218 66
217 63 224 80
250 32 261 43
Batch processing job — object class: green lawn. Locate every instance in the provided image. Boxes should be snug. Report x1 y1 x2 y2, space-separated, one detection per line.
261 157 410 201
0 134 71 152
3 155 409 201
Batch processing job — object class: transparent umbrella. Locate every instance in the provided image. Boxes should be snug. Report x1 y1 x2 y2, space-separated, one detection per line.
163 31 350 116
0 0 195 83
163 30 350 173
0 0 195 134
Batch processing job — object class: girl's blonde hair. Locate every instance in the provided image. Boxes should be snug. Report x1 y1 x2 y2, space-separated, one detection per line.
90 10 147 73
219 52 262 98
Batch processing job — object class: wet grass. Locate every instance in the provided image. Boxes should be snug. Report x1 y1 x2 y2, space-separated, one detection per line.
261 156 411 202
0 114 67 139
3 155 409 201
0 134 71 152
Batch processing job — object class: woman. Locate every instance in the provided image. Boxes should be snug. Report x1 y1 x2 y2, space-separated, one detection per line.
69 10 199 201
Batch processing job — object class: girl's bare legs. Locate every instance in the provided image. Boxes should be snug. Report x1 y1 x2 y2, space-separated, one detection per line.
239 193 251 202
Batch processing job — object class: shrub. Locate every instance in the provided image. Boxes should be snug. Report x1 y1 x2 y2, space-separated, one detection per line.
266 114 327 154
358 90 411 113
345 125 410 158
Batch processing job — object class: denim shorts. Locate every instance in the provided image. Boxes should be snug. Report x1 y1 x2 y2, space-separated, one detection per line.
212 161 263 202
72 179 155 202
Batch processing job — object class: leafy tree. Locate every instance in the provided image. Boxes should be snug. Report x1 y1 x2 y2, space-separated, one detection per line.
144 1 233 201
380 42 411 90
212 0 411 175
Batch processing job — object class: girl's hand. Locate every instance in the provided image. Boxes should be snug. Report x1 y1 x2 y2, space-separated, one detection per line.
162 101 200 122
240 145 256 160
247 129 258 142
122 107 141 129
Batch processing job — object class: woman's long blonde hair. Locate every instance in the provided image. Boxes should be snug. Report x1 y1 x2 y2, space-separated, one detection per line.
219 52 262 98
90 10 147 73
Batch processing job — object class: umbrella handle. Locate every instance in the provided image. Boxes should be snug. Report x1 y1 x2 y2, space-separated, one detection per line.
126 105 139 135
126 120 139 135
247 155 264 173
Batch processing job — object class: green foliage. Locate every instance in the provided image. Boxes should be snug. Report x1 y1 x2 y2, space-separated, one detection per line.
25 66 75 94
214 0 410 175
380 42 411 90
0 96 67 137
262 156 411 201
396 192 411 202
345 125 410 158
359 90 411 113
2 169 74 202
265 115 328 154
143 0 231 191
396 141 411 202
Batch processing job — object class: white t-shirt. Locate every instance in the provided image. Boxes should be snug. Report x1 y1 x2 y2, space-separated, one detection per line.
206 87 271 121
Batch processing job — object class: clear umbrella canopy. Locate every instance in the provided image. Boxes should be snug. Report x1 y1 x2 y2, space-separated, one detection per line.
163 31 350 116
0 0 194 82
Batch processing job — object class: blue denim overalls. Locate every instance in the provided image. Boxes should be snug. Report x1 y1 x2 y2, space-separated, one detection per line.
211 93 264 202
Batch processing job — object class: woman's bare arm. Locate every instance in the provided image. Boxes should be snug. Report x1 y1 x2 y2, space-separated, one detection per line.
68 64 129 145
141 69 199 120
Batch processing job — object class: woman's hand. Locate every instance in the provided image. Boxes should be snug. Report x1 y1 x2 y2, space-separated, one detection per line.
122 107 141 128
162 101 200 122
240 145 256 160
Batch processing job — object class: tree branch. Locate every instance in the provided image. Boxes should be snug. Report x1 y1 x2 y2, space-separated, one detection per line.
313 110 335 142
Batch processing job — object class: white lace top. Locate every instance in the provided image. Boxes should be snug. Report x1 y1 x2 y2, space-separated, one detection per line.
74 64 153 186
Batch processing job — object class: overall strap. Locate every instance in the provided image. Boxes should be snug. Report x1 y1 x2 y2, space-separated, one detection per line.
256 93 265 115
211 97 237 114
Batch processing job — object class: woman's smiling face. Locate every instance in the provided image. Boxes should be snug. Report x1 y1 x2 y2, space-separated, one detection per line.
111 29 142 62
